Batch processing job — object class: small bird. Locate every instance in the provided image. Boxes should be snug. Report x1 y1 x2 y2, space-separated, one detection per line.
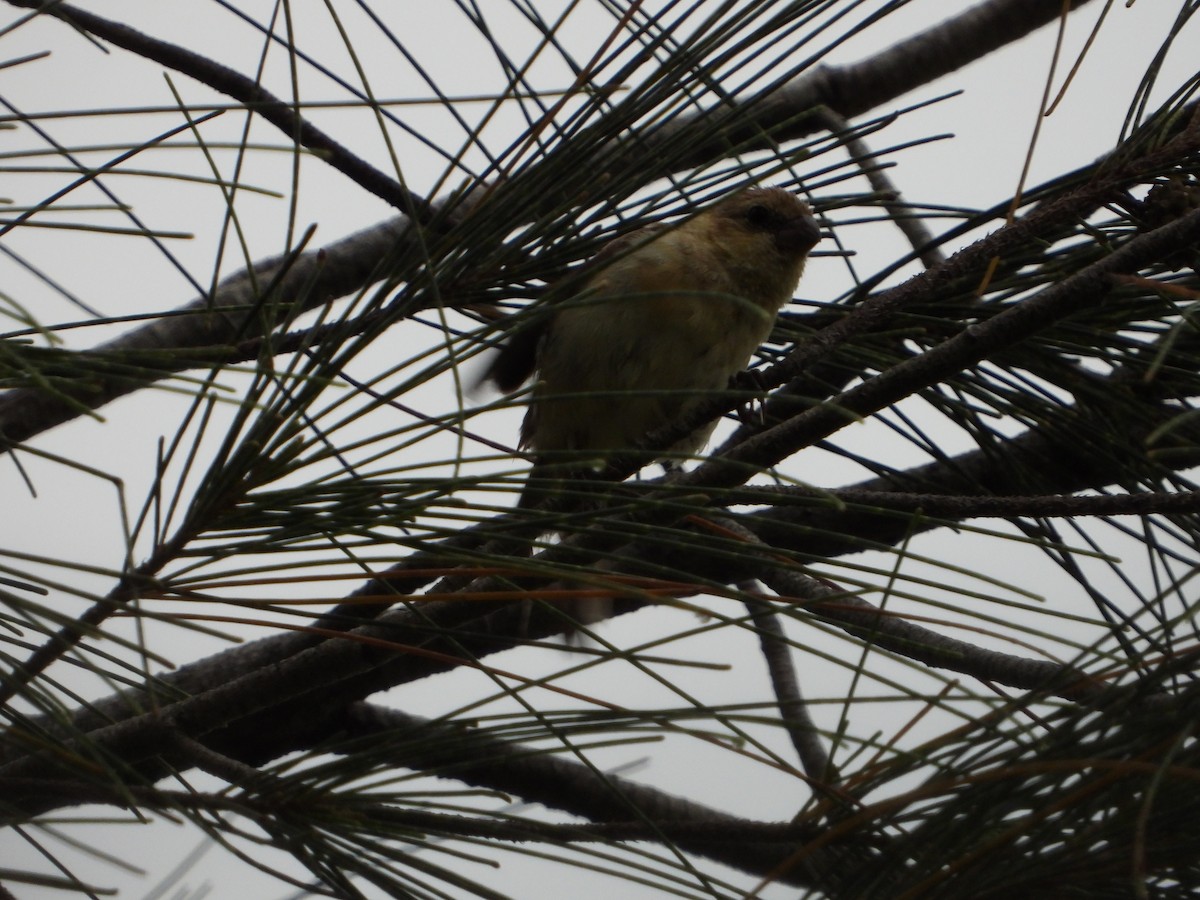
486 186 820 507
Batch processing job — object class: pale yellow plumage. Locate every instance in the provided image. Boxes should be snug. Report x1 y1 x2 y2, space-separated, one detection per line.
505 187 820 468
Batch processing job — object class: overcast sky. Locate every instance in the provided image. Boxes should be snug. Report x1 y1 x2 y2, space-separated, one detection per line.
2 2 1198 897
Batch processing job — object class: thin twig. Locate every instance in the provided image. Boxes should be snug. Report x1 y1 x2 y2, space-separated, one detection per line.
737 579 840 784
764 566 1103 703
812 107 946 269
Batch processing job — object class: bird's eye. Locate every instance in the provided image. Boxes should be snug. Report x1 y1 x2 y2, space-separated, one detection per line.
744 204 774 228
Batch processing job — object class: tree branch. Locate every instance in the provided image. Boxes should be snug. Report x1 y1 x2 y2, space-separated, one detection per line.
5 0 434 219
339 703 843 886
624 0 1103 182
1 0 1106 451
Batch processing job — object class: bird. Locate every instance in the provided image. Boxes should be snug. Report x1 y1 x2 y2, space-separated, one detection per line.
485 185 821 510
482 186 819 633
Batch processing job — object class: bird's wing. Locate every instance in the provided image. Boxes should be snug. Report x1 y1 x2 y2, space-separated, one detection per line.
482 222 672 393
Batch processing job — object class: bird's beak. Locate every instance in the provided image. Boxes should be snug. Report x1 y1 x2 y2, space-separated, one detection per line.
776 213 822 255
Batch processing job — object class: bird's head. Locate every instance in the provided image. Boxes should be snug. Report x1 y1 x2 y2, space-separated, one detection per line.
699 186 820 302
710 186 820 258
